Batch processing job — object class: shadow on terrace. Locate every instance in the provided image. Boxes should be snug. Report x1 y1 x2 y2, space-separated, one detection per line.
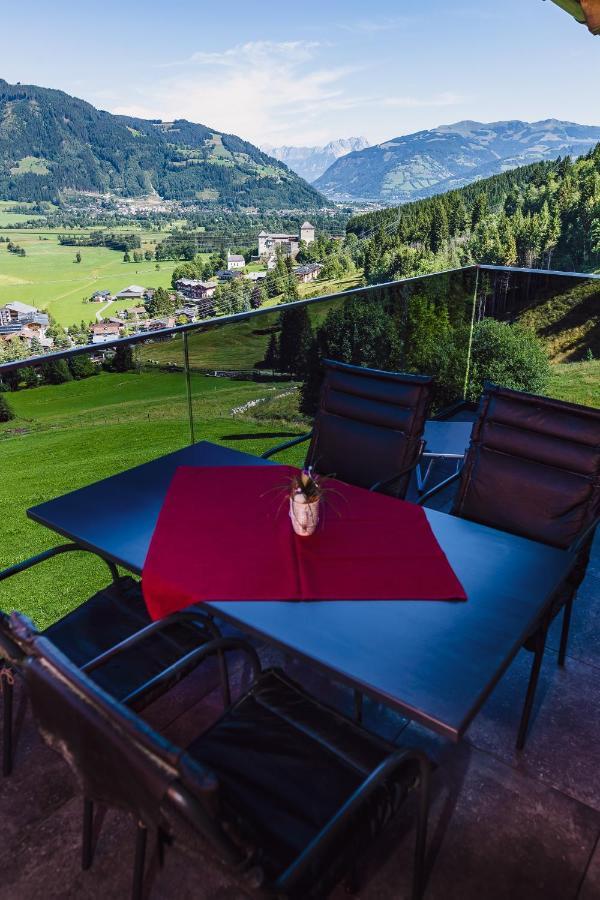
0 264 599 899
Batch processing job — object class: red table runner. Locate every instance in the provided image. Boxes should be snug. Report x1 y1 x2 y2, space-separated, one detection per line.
142 466 467 620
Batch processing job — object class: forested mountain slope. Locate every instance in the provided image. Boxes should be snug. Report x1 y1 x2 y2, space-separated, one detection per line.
0 80 326 208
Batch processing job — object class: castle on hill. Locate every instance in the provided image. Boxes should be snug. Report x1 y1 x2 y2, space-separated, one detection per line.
257 221 315 259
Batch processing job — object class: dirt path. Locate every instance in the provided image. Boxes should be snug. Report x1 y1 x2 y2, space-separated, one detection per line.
96 299 113 321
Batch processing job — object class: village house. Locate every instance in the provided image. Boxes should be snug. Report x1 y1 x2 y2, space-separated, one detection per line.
226 253 245 270
19 313 52 347
174 279 217 301
216 269 244 281
181 296 215 319
143 317 176 332
90 322 121 344
115 285 145 301
175 306 198 323
293 263 323 283
0 324 23 344
257 221 315 259
90 290 112 303
0 304 53 348
245 271 267 282
1 301 40 323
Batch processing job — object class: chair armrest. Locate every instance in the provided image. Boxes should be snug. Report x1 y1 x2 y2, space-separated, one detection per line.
569 514 600 555
417 467 463 506
0 543 119 585
276 748 430 893
0 612 25 665
369 440 425 496
81 608 222 674
261 431 313 460
120 637 262 707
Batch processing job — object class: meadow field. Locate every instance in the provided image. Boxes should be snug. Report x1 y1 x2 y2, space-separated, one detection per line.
0 228 183 325
0 368 304 626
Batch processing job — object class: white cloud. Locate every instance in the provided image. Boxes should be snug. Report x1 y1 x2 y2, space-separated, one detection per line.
109 41 468 147
111 40 362 146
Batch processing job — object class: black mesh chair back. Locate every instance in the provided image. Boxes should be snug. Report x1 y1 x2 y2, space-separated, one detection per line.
450 383 600 749
14 618 430 898
306 359 434 496
18 622 218 829
453 383 600 552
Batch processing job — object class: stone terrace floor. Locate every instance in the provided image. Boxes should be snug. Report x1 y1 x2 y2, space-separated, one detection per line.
1 469 599 900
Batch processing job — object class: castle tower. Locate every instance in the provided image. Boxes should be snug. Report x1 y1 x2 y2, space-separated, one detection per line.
300 221 315 245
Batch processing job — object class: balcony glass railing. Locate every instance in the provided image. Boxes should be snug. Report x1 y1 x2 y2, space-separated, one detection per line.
0 264 598 623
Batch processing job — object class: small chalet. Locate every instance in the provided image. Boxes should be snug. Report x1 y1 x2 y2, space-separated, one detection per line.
174 279 217 301
91 323 121 345
115 285 145 301
90 290 112 303
294 263 323 283
216 270 243 281
125 307 147 319
145 317 176 331
175 307 197 322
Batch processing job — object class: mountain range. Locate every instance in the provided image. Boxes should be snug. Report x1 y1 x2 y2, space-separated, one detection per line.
0 79 326 208
313 119 600 204
261 137 370 183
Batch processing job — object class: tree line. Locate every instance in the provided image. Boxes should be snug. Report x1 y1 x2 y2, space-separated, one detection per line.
347 145 600 281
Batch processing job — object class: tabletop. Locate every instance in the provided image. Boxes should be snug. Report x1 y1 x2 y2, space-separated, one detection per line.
28 440 573 741
423 420 473 458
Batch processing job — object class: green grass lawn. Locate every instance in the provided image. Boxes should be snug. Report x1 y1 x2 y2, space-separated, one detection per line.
0 229 184 325
547 360 600 408
0 200 49 226
0 370 303 626
141 294 346 372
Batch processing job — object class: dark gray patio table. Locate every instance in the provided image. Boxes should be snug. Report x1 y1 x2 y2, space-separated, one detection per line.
27 440 574 742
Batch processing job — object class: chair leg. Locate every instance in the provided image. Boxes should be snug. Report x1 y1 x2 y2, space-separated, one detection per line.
412 760 430 900
132 822 148 900
82 798 94 870
558 596 574 667
516 627 547 751
2 671 13 777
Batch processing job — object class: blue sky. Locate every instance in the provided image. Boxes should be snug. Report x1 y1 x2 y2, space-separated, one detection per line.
1 1 598 146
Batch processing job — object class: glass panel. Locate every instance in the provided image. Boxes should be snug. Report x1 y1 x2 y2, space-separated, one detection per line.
174 268 478 463
0 334 190 625
474 267 600 409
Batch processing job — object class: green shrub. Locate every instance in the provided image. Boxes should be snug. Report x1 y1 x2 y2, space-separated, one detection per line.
0 394 14 422
467 319 550 402
40 359 73 385
68 354 97 379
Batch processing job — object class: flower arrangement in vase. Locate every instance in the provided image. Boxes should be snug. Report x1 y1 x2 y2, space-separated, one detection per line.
289 468 322 537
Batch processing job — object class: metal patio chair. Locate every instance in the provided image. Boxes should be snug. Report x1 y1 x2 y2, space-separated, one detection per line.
12 620 431 900
262 358 434 499
0 545 225 777
419 383 600 749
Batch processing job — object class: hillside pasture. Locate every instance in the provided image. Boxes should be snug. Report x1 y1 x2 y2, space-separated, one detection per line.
0 229 182 325
0 369 303 625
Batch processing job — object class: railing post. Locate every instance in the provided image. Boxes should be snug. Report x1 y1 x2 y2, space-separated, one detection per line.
462 266 479 401
183 331 195 446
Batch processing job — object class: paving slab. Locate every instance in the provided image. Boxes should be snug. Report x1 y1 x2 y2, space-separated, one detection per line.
580 835 600 900
355 742 600 900
465 647 600 812
547 573 600 672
